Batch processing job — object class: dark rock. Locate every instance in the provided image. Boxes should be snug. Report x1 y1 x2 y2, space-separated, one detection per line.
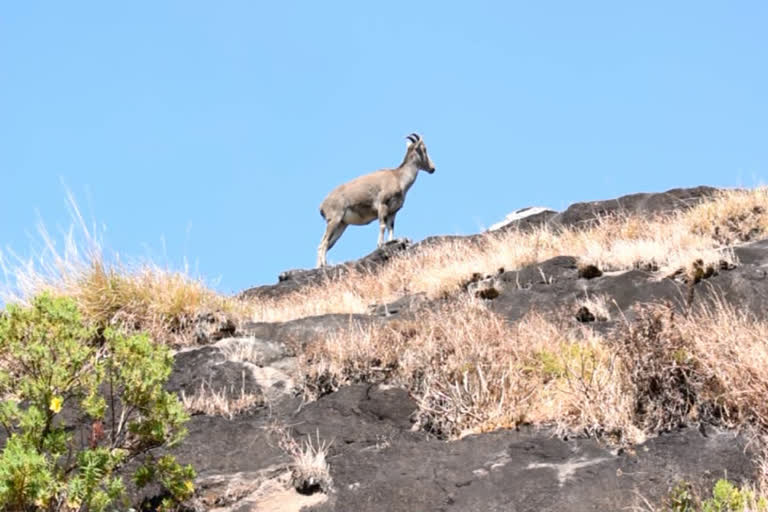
167 345 242 397
242 314 380 347
590 270 682 312
135 377 759 510
548 186 718 230
488 186 717 234
412 234 488 251
240 239 412 301
465 272 503 300
687 239 768 315
489 260 686 323
193 311 237 344
145 229 768 509
174 411 292 478
475 285 500 300
353 238 412 267
732 238 768 265
292 385 418 444
178 235 768 511
482 236 768 327
368 293 428 316
137 186 768 511
498 256 579 288
578 263 603 279
575 306 596 323
167 336 297 403
306 424 753 512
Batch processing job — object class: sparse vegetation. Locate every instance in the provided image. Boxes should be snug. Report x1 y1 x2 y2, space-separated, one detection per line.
664 479 768 512
265 422 333 496
297 292 768 445
180 376 262 419
0 294 194 511
578 291 613 321
0 195 245 346
614 299 768 433
281 431 333 495
299 297 635 440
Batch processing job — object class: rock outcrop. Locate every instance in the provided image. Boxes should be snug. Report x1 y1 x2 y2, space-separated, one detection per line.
149 186 766 511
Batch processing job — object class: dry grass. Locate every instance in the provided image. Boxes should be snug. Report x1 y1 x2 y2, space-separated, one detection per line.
77 263 245 344
180 376 262 419
0 194 247 344
298 292 768 444
686 187 768 245
633 297 760 436
299 296 637 441
579 291 613 321
272 428 333 495
248 187 765 323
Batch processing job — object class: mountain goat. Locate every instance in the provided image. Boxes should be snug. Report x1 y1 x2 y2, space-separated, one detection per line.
317 133 436 267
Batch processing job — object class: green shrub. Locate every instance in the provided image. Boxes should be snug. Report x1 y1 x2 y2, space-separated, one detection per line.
528 342 602 382
0 293 195 511
702 479 767 512
666 479 768 512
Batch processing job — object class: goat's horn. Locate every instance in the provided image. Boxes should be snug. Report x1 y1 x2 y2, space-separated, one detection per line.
406 133 420 143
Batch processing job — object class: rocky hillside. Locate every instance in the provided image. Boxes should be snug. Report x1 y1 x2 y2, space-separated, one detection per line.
157 186 768 511
4 186 768 512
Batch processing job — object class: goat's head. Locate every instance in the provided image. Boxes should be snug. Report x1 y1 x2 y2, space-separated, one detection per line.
406 133 436 173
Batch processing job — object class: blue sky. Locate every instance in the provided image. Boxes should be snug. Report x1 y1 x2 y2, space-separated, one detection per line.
2 2 767 294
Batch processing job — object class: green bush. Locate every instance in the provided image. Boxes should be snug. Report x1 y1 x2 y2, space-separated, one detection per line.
702 479 767 512
667 479 768 512
0 294 195 511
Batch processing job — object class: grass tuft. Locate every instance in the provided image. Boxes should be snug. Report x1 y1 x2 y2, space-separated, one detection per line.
180 376 262 419
1 194 246 345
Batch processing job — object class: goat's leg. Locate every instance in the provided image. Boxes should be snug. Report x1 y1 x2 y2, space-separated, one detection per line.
317 236 329 268
326 222 347 252
377 223 388 247
377 206 389 248
317 220 348 268
317 221 337 268
386 214 396 242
